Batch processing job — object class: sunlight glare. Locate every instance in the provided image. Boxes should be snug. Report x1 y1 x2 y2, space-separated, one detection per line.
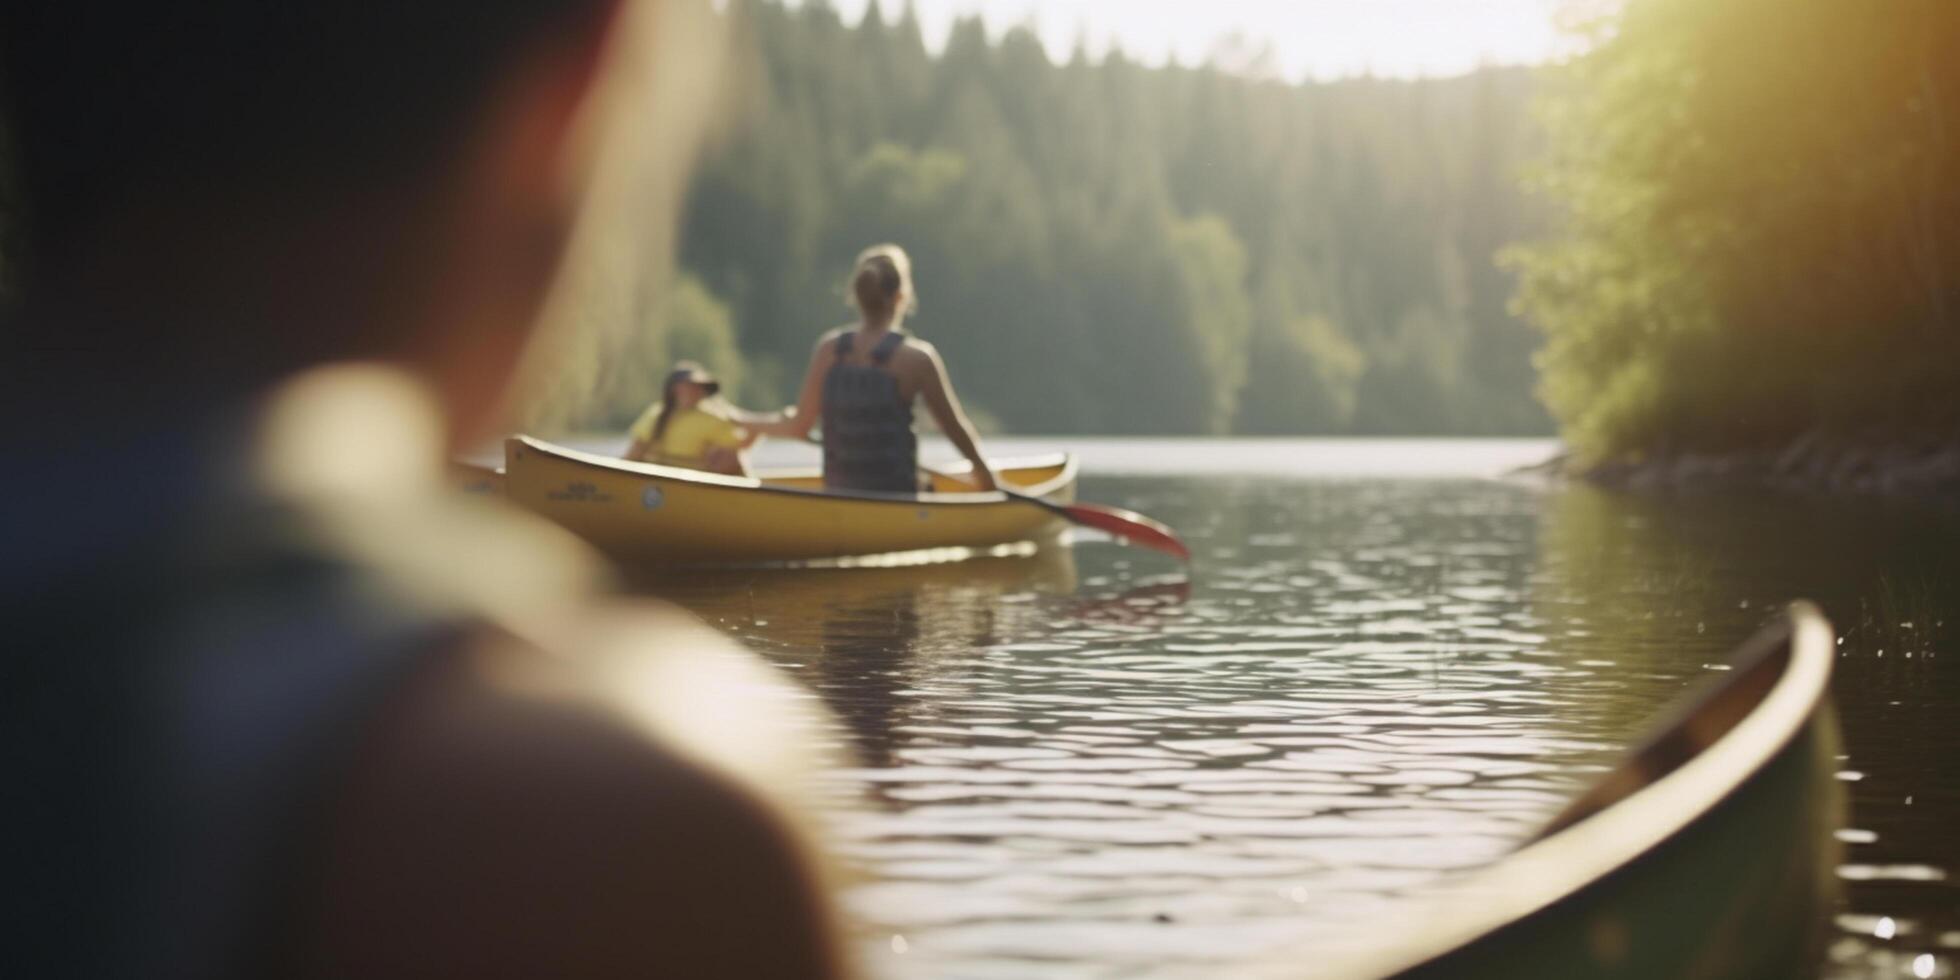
824 0 1574 80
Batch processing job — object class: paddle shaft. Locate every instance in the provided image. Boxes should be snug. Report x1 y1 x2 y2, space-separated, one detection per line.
801 434 1190 561
922 465 1192 563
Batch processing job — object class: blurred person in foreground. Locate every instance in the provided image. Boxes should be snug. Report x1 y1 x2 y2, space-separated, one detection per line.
623 360 771 477
0 3 851 979
754 244 999 494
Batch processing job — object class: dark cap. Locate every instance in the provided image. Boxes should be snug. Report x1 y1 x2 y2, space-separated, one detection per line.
665 360 721 395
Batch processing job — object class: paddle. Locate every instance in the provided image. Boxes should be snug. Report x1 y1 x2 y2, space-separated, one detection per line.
927 465 1192 563
801 434 1191 561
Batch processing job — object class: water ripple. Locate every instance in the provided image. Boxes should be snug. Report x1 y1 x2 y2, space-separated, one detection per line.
644 473 1960 979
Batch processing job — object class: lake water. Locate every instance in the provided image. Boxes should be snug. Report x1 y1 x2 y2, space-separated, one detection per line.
629 438 1960 979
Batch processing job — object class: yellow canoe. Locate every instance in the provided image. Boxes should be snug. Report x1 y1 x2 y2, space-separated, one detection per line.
1274 602 1842 979
496 436 1078 566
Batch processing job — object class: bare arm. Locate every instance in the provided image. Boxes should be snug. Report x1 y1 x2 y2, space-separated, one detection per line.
703 401 769 449
718 401 781 435
722 416 771 448
747 334 834 442
916 344 998 492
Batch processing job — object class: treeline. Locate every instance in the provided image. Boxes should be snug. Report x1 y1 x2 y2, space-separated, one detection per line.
590 0 1549 436
1512 0 1960 462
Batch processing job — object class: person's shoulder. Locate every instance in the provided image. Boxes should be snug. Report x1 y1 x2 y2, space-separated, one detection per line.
801 327 854 374
460 603 836 803
679 405 743 443
694 402 746 433
892 334 943 371
301 608 849 978
626 400 664 440
669 404 712 427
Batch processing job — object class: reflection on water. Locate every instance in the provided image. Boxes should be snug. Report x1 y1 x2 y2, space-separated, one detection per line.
639 465 1960 980
1536 486 1960 980
640 552 1084 769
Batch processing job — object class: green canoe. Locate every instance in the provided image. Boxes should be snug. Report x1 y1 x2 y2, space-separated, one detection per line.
1282 602 1843 980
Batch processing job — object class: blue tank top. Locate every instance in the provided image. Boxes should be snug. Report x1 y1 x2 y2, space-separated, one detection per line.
822 331 919 493
0 375 574 980
3 419 467 980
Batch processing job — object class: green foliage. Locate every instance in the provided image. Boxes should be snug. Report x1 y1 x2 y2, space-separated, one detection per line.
663 275 749 397
1240 313 1367 433
659 0 1550 435
1515 0 1960 461
1169 214 1254 433
589 273 747 430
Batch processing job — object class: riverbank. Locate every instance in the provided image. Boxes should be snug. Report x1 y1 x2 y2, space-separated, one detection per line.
1537 434 1960 495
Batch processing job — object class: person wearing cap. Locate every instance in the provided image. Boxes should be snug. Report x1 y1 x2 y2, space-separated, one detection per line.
623 360 767 476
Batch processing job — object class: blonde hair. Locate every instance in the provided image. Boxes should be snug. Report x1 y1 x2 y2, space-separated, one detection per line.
848 244 916 318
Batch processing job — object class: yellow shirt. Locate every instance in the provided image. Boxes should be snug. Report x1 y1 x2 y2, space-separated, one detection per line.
628 403 746 467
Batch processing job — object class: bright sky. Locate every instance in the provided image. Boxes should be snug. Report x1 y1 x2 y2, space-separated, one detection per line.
819 0 1577 81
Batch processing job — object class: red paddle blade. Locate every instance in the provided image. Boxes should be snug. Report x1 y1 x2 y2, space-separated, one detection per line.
1058 502 1191 562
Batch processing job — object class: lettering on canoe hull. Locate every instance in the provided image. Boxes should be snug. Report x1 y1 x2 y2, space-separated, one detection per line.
547 481 613 504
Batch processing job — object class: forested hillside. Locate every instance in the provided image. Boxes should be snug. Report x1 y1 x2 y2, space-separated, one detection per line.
590 0 1548 436
1513 0 1960 465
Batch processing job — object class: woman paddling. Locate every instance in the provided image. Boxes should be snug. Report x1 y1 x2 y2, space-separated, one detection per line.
759 244 999 493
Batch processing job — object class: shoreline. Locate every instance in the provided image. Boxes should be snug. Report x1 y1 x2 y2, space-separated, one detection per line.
1532 435 1960 496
